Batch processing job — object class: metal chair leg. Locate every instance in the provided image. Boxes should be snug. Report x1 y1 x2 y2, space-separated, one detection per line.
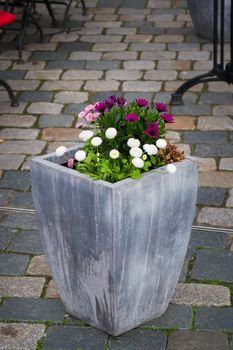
0 79 18 106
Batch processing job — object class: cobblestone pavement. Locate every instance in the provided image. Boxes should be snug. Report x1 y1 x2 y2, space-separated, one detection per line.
0 0 233 348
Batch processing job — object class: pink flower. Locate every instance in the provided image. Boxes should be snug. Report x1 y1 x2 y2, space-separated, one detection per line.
78 111 86 119
155 102 168 112
161 113 174 123
67 158 74 168
92 112 100 120
85 104 94 112
86 113 95 122
75 121 84 128
125 113 139 122
145 122 159 138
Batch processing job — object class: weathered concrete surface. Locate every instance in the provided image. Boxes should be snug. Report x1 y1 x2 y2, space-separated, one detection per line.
31 147 198 336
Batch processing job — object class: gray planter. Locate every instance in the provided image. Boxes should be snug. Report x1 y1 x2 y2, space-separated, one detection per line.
188 0 231 42
31 146 198 336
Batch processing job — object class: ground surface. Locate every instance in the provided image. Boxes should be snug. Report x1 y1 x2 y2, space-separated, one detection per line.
0 0 233 349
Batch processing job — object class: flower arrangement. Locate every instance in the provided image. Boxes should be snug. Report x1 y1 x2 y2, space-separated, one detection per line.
56 96 184 183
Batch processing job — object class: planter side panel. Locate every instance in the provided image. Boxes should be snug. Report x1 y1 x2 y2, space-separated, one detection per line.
112 160 198 335
31 160 115 333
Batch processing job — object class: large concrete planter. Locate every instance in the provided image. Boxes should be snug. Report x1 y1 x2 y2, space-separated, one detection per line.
31 146 198 336
188 0 231 42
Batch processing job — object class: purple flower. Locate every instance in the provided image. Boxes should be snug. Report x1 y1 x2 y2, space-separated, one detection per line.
105 96 116 108
136 98 149 107
94 102 106 112
125 113 139 122
161 113 174 123
155 102 168 112
145 122 159 138
116 96 126 107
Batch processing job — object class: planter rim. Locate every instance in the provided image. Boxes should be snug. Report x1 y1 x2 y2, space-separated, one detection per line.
31 145 196 189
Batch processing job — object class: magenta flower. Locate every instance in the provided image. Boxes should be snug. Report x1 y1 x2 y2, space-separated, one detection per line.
116 96 126 107
75 120 84 128
136 98 149 107
125 113 139 122
67 158 74 169
145 122 159 138
161 113 174 123
155 102 168 112
94 102 106 112
105 97 115 109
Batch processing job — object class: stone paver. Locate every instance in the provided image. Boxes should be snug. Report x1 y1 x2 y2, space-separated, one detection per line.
0 115 36 127
43 326 107 350
0 140 46 154
109 329 166 350
167 330 228 350
192 249 233 283
171 283 231 307
7 230 43 254
0 276 45 298
0 254 29 276
0 227 17 251
27 255 51 276
226 188 233 207
0 154 25 170
0 171 31 190
0 128 39 140
145 305 192 329
27 102 63 114
196 307 233 331
0 323 45 350
45 279 59 298
198 208 233 227
0 298 65 321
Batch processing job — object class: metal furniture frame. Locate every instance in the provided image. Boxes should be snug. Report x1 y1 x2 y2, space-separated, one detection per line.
171 0 233 105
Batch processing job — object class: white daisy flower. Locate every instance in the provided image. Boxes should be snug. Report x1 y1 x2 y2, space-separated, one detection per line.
75 150 86 162
105 127 117 139
55 146 67 157
132 157 144 168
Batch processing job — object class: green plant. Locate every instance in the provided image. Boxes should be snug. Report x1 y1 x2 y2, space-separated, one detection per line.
56 96 184 183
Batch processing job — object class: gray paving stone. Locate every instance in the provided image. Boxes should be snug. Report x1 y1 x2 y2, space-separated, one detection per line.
0 276 45 298
0 227 18 251
198 208 233 227
156 92 197 104
197 187 225 206
199 92 233 104
183 131 227 144
0 115 36 127
167 330 229 350
220 158 233 171
189 229 230 252
1 213 38 230
19 91 54 102
121 0 146 7
7 229 43 254
0 171 31 190
192 249 233 282
168 43 200 51
0 298 65 321
38 114 74 128
31 51 68 60
194 144 233 157
0 70 26 80
196 307 233 331
109 329 166 350
0 128 39 140
0 323 45 350
171 283 231 307
86 60 121 70
57 42 92 51
63 103 87 114
172 104 211 116
198 116 233 131
145 305 192 329
44 326 107 350
0 253 29 276
124 92 154 102
0 154 25 170
0 189 16 206
46 60 85 69
27 102 63 114
0 140 46 155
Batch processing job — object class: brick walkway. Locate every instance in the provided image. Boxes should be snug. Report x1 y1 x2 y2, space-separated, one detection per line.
0 0 233 348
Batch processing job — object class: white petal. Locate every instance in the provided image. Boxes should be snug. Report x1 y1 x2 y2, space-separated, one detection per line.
167 163 177 174
55 146 67 157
